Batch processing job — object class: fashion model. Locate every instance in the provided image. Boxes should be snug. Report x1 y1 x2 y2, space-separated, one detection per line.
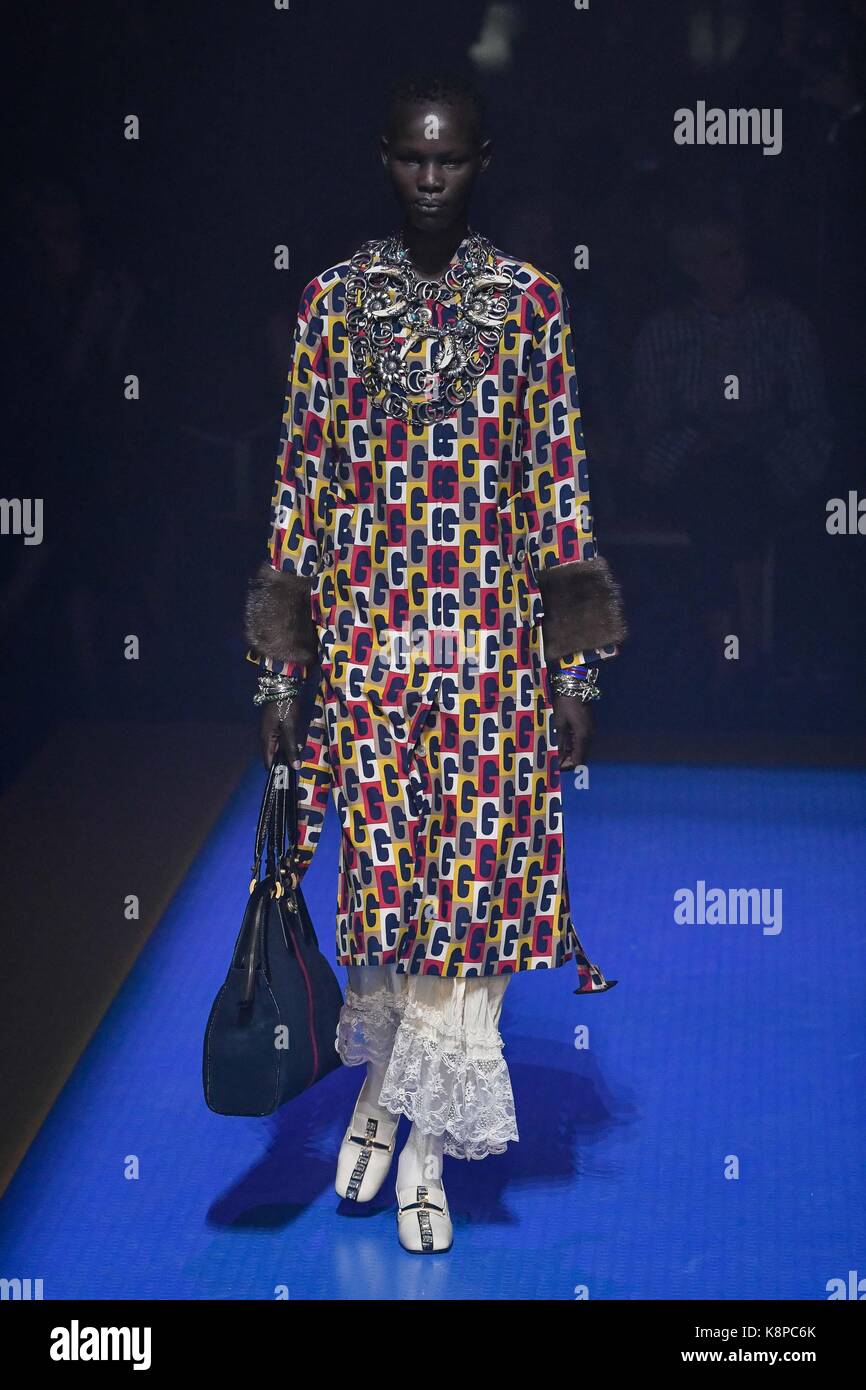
245 72 627 1253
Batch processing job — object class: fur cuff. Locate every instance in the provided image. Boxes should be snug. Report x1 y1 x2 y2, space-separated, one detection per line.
244 561 319 664
538 555 628 660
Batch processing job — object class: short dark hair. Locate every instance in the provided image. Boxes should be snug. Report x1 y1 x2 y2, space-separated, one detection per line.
668 205 746 263
384 69 487 143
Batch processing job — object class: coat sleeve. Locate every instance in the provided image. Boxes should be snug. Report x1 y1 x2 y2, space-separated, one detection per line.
520 276 628 666
244 281 333 678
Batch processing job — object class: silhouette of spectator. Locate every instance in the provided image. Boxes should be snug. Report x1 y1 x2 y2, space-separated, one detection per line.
0 176 141 703
802 1 866 416
628 208 833 675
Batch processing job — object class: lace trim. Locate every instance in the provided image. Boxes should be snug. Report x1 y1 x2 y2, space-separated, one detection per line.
334 984 520 1160
379 1024 519 1162
398 996 507 1060
334 985 407 1068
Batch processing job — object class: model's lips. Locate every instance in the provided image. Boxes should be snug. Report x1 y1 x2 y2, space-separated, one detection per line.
415 201 445 213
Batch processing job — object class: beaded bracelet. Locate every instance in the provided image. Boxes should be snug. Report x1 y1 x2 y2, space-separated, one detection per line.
253 674 301 705
253 673 302 723
550 666 601 702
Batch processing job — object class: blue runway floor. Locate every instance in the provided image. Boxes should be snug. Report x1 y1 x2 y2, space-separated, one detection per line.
2 760 864 1300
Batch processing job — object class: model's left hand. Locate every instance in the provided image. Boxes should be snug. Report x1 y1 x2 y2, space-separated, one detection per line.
552 694 594 771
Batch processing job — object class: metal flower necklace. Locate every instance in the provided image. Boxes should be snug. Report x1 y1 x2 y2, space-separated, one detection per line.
345 227 516 425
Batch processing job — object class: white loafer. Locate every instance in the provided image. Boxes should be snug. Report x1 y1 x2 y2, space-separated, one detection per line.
335 1094 399 1202
396 1182 453 1253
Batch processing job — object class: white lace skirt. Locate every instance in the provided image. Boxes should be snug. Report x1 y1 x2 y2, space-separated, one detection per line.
335 963 519 1161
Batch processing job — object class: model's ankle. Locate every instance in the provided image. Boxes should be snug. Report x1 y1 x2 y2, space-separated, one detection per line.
357 1065 390 1116
398 1125 445 1189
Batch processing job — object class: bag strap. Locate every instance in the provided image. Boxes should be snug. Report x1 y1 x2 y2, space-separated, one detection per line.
250 756 281 884
250 754 301 898
269 763 319 948
268 759 300 890
270 763 289 869
244 756 322 992
250 754 296 881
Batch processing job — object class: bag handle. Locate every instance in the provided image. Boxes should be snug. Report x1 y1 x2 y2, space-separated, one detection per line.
267 758 301 895
249 754 301 900
250 756 280 882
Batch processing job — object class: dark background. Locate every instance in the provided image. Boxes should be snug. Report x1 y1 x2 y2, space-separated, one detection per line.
2 0 864 783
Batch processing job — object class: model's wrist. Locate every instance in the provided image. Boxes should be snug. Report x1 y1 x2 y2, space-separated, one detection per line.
550 666 601 701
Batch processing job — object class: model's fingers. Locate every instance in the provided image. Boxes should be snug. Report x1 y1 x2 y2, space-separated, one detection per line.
279 720 302 771
277 721 290 762
558 716 575 768
578 708 594 765
261 729 276 771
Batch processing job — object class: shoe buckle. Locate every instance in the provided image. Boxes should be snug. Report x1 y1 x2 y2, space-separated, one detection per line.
354 1116 382 1150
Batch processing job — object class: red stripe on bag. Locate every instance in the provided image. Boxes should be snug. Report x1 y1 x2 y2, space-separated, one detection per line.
290 921 319 1084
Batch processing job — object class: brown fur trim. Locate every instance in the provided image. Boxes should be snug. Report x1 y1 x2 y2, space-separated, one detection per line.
244 561 319 664
538 555 629 660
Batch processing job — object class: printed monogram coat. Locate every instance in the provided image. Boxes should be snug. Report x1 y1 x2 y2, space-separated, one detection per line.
245 230 627 982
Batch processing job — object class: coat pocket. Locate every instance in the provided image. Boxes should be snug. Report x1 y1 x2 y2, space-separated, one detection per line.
319 492 362 636
496 492 530 572
496 492 537 627
332 500 359 565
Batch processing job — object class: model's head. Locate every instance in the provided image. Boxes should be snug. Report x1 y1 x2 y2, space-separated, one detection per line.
380 71 491 235
669 212 749 306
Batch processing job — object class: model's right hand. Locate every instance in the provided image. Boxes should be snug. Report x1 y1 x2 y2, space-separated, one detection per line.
260 700 304 772
552 694 594 772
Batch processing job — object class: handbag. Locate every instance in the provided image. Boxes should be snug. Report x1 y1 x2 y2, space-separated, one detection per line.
203 752 344 1115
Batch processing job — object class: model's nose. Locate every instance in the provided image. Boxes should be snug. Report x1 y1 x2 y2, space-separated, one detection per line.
417 164 444 192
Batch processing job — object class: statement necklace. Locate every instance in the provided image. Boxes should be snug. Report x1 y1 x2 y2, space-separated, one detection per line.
345 228 516 425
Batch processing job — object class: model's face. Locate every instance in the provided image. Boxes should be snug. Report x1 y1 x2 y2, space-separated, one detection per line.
679 226 748 302
380 100 491 234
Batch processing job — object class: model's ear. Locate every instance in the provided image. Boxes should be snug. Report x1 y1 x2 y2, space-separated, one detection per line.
478 138 493 173
379 134 390 168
